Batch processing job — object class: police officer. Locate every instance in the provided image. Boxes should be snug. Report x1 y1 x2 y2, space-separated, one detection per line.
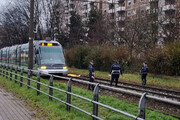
140 62 148 85
110 60 122 87
88 60 95 90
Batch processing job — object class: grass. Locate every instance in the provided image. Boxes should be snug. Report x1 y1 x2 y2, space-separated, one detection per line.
0 71 178 120
69 67 180 90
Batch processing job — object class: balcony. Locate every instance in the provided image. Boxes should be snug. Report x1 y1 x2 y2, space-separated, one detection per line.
162 18 175 25
65 10 69 14
82 18 88 22
116 16 125 21
107 0 113 3
107 0 119 3
65 16 70 20
69 8 74 12
149 0 158 2
116 7 125 12
108 10 115 14
162 5 176 11
118 27 125 31
118 0 125 3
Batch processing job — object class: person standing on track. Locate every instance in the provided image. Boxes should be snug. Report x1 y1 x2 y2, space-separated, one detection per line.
110 60 122 87
88 60 95 90
140 62 148 85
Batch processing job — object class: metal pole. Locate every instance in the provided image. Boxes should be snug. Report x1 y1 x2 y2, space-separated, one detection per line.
27 70 31 89
10 66 12 80
6 65 8 79
37 72 40 96
67 78 72 111
15 67 18 83
0 64 1 75
20 68 24 87
138 93 147 119
28 0 34 69
49 75 54 101
93 84 99 120
2 65 5 77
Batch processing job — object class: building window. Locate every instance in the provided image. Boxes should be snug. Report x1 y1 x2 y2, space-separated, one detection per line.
70 4 75 9
132 9 136 15
128 0 131 5
84 4 88 9
127 10 131 16
109 3 114 9
84 13 88 17
110 13 115 19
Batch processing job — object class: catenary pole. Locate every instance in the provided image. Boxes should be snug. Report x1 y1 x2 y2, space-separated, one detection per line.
28 0 34 69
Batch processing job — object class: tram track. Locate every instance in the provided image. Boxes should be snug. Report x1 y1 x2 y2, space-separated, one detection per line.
53 74 180 118
77 76 180 102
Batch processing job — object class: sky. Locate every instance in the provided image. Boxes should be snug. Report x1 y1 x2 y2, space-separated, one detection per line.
0 0 13 11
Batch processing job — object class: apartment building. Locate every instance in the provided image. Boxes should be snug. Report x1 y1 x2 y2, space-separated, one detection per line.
61 0 179 41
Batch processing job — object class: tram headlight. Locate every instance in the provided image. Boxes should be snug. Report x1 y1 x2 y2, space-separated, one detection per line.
63 66 67 69
41 66 46 70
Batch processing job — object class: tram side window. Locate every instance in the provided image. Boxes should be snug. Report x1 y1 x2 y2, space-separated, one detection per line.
9 50 13 64
21 48 28 66
2 50 7 63
11 49 17 65
9 49 15 65
17 47 21 66
0 50 1 62
35 49 40 65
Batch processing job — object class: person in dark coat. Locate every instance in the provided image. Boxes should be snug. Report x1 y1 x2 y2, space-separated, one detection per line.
88 60 95 90
140 62 148 85
110 60 122 87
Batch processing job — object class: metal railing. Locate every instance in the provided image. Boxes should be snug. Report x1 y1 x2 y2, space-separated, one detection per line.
0 64 148 120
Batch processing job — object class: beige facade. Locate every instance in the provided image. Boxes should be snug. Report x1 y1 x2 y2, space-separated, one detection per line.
62 0 179 35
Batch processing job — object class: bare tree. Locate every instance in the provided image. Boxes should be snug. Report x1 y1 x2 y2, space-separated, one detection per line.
158 5 180 44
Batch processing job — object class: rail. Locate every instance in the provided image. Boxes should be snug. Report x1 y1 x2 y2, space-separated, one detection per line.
0 64 145 120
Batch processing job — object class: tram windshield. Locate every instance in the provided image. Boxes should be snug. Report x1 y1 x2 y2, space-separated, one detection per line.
40 46 65 65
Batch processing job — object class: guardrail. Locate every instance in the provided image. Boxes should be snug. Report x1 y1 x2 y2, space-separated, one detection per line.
0 64 145 120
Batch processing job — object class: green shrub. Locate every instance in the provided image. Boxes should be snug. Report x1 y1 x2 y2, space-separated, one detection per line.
147 42 180 75
65 45 130 72
166 42 180 75
65 42 180 76
65 45 90 69
147 48 169 75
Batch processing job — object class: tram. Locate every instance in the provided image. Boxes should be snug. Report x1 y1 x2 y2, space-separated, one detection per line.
0 40 68 75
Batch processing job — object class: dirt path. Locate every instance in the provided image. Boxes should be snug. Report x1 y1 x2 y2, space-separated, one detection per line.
0 87 38 120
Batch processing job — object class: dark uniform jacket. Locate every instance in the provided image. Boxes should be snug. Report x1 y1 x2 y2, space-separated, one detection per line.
141 66 148 75
110 62 122 75
89 64 94 77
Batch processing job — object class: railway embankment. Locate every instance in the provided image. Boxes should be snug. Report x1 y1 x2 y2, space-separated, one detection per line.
0 71 178 120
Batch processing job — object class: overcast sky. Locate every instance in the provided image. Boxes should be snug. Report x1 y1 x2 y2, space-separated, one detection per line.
0 0 13 11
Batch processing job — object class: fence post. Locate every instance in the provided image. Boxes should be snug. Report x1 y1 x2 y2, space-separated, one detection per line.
10 66 12 80
6 65 8 79
27 70 31 89
20 68 24 87
37 72 41 96
67 78 72 111
49 75 54 101
138 93 147 119
0 64 1 74
2 64 5 77
15 67 18 83
93 84 99 120
0 64 3 75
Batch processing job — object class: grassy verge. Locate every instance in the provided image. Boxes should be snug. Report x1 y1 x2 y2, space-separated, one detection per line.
69 68 180 90
0 74 178 120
